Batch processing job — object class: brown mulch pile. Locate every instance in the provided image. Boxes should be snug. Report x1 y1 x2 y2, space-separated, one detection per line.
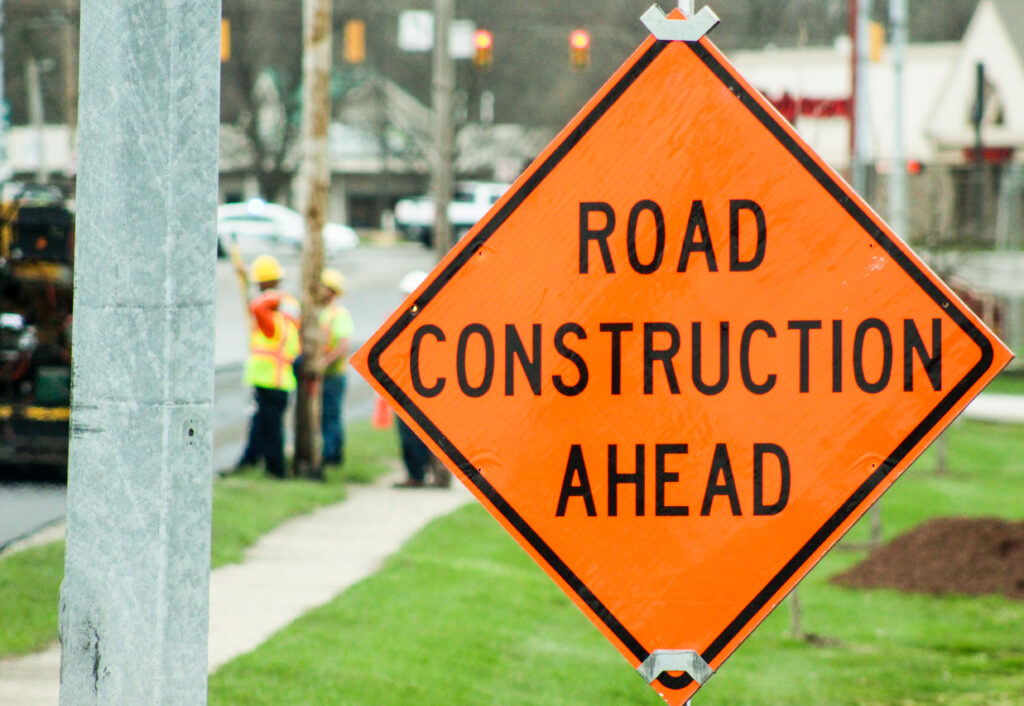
831 517 1024 601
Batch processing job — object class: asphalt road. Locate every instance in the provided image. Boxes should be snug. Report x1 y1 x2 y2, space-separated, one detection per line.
0 240 438 550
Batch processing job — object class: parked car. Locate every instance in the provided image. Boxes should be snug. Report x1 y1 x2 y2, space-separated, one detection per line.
394 181 509 245
217 199 359 257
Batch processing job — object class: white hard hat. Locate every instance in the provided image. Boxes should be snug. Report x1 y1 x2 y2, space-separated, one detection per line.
398 270 428 295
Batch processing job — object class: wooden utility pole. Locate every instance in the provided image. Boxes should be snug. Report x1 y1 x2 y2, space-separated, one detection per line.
293 0 331 479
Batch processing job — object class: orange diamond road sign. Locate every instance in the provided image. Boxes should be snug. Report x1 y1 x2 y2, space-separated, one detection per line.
351 18 1013 706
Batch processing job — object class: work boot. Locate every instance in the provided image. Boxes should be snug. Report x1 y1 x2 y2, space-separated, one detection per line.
427 458 452 488
393 478 426 488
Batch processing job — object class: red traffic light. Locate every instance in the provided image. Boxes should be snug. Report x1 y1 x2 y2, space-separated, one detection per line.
473 29 493 69
569 29 590 50
473 29 493 51
569 29 590 70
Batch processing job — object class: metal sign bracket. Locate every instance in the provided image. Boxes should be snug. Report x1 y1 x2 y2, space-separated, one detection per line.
637 649 715 685
641 4 719 42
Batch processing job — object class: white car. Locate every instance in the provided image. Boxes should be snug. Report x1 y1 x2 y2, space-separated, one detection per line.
217 199 359 256
394 182 509 245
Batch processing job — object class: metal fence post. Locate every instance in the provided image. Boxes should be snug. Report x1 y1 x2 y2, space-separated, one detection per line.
60 0 221 703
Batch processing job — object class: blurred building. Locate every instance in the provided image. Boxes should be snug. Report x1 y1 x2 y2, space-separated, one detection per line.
731 0 1024 363
731 0 1024 248
6 1 1024 362
215 71 554 230
10 1 1022 235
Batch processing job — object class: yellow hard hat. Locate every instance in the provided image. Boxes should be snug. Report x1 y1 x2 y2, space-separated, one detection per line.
251 254 283 284
321 268 345 294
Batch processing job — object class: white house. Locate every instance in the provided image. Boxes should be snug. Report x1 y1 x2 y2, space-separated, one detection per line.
729 40 960 170
729 0 1024 172
927 0 1024 158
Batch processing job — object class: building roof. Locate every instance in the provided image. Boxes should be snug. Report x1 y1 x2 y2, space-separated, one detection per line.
927 0 1024 152
993 0 1024 62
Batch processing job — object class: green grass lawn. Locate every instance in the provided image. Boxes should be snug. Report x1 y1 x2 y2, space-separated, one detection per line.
0 541 66 656
0 420 397 657
983 369 1024 395
209 419 1024 705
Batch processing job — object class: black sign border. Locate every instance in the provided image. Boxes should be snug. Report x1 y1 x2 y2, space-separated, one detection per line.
367 37 996 693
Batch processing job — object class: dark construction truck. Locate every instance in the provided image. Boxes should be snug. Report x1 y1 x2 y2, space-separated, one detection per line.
0 185 74 476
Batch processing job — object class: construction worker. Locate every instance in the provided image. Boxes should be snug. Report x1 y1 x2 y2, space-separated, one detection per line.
392 270 451 488
236 254 300 478
318 268 353 465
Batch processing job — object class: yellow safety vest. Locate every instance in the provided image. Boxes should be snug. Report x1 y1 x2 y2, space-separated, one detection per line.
244 300 300 391
320 303 353 377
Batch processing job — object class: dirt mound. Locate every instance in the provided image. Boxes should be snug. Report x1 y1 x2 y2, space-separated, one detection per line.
831 517 1024 601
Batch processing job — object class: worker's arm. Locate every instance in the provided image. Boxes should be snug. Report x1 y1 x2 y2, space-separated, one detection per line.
228 242 250 314
322 336 350 368
322 307 353 368
250 291 283 338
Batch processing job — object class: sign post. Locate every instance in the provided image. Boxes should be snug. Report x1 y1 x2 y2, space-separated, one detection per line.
352 8 1012 705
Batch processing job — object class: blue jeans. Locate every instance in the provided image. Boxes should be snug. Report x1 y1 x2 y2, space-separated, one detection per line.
397 417 431 482
239 386 290 477
322 373 347 464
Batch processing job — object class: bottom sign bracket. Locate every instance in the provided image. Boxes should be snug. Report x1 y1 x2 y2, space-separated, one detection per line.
637 649 714 685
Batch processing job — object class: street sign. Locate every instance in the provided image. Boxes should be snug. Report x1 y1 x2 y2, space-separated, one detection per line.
351 23 1013 706
397 10 477 59
397 11 432 52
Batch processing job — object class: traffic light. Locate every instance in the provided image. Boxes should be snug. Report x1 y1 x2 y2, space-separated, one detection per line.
220 19 230 62
473 29 493 69
569 29 590 71
869 20 885 62
344 19 366 64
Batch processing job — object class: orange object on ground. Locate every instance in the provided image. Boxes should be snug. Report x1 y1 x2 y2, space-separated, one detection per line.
371 396 393 430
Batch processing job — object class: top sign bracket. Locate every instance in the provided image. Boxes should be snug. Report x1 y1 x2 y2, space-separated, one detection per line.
641 4 719 42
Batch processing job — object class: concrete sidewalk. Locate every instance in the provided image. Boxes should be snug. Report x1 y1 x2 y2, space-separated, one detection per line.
0 470 472 704
962 393 1024 424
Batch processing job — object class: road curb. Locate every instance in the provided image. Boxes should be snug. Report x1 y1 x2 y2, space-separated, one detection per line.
0 518 66 558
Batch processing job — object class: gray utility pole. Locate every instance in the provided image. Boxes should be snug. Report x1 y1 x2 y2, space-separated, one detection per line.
972 61 986 238
60 0 220 703
849 0 881 546
851 0 873 197
888 0 908 239
64 0 78 170
294 0 331 478
0 0 7 182
432 0 454 256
